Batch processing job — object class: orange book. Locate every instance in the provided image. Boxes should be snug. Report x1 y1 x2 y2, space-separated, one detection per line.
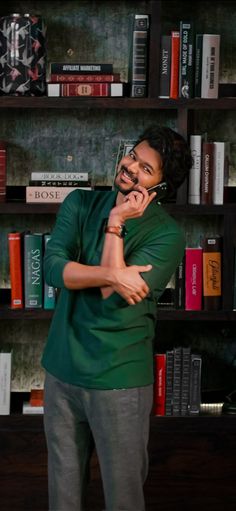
29 389 44 407
8 232 23 309
170 31 180 99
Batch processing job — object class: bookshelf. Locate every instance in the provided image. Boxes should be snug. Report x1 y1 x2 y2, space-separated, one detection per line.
0 0 236 510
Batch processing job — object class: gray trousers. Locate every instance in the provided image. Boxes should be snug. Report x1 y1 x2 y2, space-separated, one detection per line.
44 372 153 511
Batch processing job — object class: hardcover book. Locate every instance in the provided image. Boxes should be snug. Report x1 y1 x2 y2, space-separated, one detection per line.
0 352 12 415
194 34 203 98
185 247 203 310
170 31 180 99
49 63 113 74
47 82 125 97
24 233 43 308
31 171 89 181
165 350 174 416
174 256 185 309
26 186 91 203
29 180 91 187
153 353 166 416
179 21 194 99
172 346 182 416
50 73 120 83
129 14 150 97
8 232 23 309
189 353 202 415
0 141 6 202
43 234 56 310
213 141 225 205
158 35 171 98
188 134 202 204
180 347 191 416
201 34 221 98
200 141 214 204
202 236 222 310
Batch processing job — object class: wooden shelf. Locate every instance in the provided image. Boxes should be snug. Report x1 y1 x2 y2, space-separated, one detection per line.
0 306 53 320
0 96 236 110
0 202 235 215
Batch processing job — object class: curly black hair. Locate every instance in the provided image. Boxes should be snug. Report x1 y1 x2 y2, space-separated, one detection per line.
134 125 193 198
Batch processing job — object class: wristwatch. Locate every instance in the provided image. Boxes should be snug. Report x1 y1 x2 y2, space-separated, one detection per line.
104 224 127 238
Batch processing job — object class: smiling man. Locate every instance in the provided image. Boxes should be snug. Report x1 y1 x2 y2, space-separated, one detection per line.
42 125 192 511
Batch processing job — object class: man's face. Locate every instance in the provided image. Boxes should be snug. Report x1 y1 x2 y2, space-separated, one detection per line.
114 140 164 195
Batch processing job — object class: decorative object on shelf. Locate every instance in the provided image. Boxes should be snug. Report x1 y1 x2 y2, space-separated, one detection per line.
0 13 47 96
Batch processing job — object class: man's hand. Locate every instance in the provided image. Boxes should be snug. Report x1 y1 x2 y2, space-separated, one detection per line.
109 186 156 224
101 264 152 305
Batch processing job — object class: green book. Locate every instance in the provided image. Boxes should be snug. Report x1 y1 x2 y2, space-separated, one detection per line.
43 234 56 310
24 233 43 308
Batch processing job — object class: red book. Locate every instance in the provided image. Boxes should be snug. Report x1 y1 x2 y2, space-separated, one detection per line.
8 232 23 309
170 31 180 99
185 247 203 310
200 141 214 204
50 73 121 83
153 353 166 416
0 142 6 202
47 82 125 97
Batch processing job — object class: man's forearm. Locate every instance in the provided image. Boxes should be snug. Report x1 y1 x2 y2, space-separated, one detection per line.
100 213 126 269
63 261 115 289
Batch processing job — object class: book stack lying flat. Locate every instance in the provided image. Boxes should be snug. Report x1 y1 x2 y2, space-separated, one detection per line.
26 171 92 203
47 62 127 97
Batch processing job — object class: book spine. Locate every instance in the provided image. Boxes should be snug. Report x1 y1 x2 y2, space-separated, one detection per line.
188 353 202 415
188 135 202 204
233 247 236 311
50 73 120 83
29 180 91 187
179 21 194 98
158 35 171 99
174 256 185 309
0 143 6 202
26 186 91 203
201 34 220 98
170 31 180 99
24 233 43 308
31 172 89 181
0 352 12 415
185 247 203 310
202 236 222 310
50 63 113 74
172 346 182 416
194 34 203 97
153 353 166 416
130 14 149 98
47 82 124 97
180 347 191 416
200 141 214 204
165 350 174 416
213 141 225 205
43 234 56 310
8 232 23 309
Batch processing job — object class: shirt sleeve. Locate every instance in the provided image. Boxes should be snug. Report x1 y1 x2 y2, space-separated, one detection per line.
43 190 82 288
125 222 185 301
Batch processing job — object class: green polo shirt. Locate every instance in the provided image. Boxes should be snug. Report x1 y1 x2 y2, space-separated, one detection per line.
41 189 185 389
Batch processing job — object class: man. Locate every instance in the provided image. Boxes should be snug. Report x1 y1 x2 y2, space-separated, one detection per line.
42 125 192 511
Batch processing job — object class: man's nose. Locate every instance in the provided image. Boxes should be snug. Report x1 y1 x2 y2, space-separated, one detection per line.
127 160 139 173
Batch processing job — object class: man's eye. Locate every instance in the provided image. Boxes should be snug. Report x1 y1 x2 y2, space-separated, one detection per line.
143 166 151 173
128 152 135 159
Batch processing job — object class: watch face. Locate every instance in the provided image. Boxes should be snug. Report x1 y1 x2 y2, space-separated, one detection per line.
121 225 128 238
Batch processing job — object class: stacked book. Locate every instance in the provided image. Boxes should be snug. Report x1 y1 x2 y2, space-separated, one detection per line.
47 62 127 97
26 170 92 203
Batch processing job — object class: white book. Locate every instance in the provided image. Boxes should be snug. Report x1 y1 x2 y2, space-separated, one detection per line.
31 172 89 181
0 352 12 415
201 34 220 98
26 186 92 203
213 141 225 204
22 402 44 414
188 135 202 204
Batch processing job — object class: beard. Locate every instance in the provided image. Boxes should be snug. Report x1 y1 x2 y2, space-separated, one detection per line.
114 165 138 195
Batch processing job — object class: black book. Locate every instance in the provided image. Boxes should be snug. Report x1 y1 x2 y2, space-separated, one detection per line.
49 62 113 74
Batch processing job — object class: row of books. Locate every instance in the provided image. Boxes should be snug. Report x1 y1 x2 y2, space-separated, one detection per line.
159 23 220 99
153 347 202 416
26 170 92 203
8 231 56 309
159 237 223 311
188 136 227 205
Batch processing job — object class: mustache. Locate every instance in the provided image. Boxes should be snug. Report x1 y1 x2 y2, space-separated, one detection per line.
120 165 138 184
